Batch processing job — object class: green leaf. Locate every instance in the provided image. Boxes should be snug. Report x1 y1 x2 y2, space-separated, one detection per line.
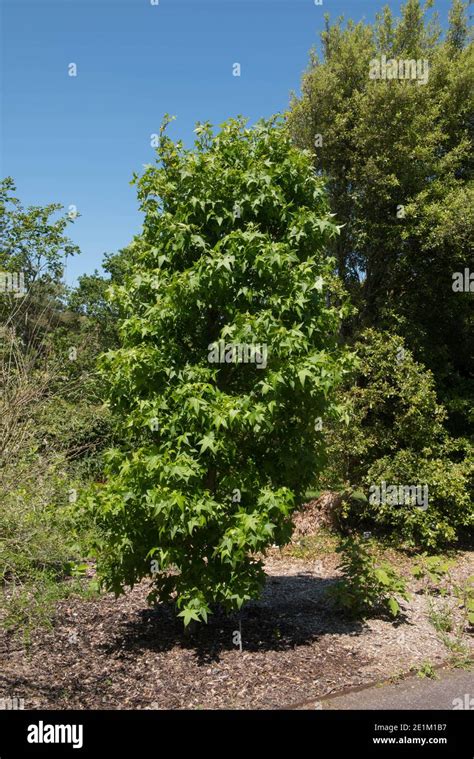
388 597 400 617
198 433 216 453
298 369 311 387
178 608 201 627
374 568 390 586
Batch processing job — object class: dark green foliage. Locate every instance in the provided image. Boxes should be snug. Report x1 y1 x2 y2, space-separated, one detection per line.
324 330 447 483
324 330 473 548
364 448 473 548
288 0 474 438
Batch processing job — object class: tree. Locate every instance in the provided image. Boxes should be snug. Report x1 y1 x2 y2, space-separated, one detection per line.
0 179 112 482
288 0 473 438
88 116 352 625
0 176 80 349
66 247 130 350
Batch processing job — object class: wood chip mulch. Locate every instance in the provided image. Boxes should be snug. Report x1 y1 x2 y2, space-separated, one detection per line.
1 548 472 710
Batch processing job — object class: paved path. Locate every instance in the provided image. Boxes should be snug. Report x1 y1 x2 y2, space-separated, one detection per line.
320 667 474 710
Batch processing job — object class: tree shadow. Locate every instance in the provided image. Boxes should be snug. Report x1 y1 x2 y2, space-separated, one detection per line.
100 573 370 665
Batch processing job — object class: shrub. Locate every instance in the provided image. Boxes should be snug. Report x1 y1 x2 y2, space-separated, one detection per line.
323 329 447 486
0 453 94 642
363 449 473 548
328 535 410 619
0 329 100 639
322 330 473 548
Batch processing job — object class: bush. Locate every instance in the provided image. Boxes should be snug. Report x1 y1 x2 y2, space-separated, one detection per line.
322 329 473 548
323 329 447 485
1 458 72 582
363 448 473 549
0 453 94 642
0 330 100 639
328 535 410 619
88 116 353 625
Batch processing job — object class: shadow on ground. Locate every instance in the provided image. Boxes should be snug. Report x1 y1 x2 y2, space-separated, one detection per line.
101 573 367 664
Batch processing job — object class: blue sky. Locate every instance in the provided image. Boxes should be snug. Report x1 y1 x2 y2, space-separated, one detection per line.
1 0 453 285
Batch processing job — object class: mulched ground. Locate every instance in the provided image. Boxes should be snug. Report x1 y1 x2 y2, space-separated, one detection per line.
1 541 472 710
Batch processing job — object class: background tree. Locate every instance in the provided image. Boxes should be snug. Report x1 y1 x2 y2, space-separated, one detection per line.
288 0 473 439
66 247 130 351
0 177 80 349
